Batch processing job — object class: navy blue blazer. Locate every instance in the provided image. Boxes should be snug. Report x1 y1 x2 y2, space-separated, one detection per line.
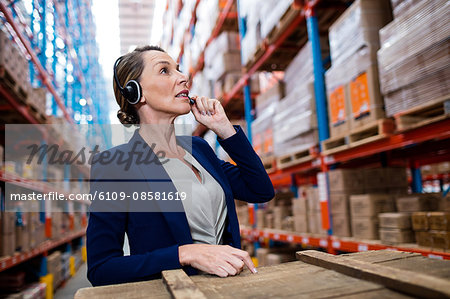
86 125 274 286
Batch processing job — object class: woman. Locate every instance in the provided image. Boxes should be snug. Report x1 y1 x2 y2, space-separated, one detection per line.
86 45 274 286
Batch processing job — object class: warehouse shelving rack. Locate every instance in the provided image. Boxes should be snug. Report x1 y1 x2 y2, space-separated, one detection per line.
174 0 450 259
0 0 104 283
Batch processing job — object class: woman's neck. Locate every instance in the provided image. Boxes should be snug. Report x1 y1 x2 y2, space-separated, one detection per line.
138 121 185 159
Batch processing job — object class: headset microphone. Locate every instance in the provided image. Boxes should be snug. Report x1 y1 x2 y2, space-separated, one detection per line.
188 96 195 105
113 56 142 105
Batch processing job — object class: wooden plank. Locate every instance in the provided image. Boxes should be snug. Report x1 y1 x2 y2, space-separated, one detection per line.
74 280 171 299
162 269 207 299
191 261 385 298
297 250 450 299
333 288 414 299
343 250 422 264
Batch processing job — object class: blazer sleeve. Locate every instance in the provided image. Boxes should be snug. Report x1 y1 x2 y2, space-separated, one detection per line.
216 125 275 203
86 160 181 286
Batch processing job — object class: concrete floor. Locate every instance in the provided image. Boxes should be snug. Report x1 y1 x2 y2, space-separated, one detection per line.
54 263 91 299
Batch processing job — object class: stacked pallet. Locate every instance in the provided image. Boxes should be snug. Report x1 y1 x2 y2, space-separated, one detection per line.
378 0 449 127
323 0 393 153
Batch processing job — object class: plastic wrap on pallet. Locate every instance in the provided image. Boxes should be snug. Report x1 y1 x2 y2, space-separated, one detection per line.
390 0 422 18
251 102 277 156
273 130 318 159
204 31 240 67
328 0 392 66
383 68 450 116
260 0 293 40
273 82 316 144
203 51 241 82
377 1 450 116
239 0 261 66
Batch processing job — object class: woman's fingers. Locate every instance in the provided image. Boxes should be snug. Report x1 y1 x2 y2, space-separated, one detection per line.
224 253 245 274
230 247 257 273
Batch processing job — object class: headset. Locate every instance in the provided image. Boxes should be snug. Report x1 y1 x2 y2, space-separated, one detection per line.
113 56 142 105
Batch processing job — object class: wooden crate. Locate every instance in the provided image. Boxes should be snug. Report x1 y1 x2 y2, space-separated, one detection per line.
394 95 450 132
75 250 450 299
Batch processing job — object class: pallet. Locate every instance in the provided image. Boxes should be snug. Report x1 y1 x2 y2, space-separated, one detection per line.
276 145 317 170
349 118 395 148
28 103 47 123
0 66 29 103
394 95 450 132
75 250 450 299
261 155 276 174
322 118 395 155
322 135 350 156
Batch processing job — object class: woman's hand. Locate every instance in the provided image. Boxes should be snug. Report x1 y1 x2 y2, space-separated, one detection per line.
179 244 257 277
190 96 236 139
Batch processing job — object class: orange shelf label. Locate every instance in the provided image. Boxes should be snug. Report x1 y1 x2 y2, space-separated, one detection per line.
329 85 346 125
350 72 370 118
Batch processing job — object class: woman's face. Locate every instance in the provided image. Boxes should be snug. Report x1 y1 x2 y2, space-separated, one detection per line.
139 50 191 117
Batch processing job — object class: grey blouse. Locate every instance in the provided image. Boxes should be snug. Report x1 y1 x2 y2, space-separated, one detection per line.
160 150 227 245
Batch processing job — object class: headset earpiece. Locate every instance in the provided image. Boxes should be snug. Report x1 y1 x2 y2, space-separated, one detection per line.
113 57 143 105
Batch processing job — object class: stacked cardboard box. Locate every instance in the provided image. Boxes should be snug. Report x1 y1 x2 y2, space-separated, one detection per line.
256 247 297 267
235 204 249 227
292 197 308 233
1 212 16 256
325 0 392 137
259 0 293 40
239 0 261 66
0 29 31 100
204 31 241 83
251 81 284 158
350 194 395 240
329 167 408 238
378 0 449 116
15 212 30 252
47 251 62 290
412 211 450 250
329 169 364 237
378 213 414 244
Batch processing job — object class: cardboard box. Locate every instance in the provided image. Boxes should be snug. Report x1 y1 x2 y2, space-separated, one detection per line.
1 212 16 235
1 233 15 256
428 212 450 231
380 228 415 244
256 248 269 267
328 169 365 193
411 212 429 231
332 213 351 237
329 192 350 215
274 206 290 230
384 168 408 188
350 194 395 217
430 231 450 250
255 81 284 116
282 216 294 231
362 168 385 190
396 194 440 212
293 214 308 233
440 195 450 212
415 231 432 247
351 217 379 240
292 198 307 216
15 226 30 252
256 209 265 229
265 213 274 229
379 213 411 229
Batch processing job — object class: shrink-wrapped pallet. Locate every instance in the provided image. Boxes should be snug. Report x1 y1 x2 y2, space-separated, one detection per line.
378 0 450 116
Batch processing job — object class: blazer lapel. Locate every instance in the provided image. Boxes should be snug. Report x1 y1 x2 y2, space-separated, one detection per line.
128 130 193 245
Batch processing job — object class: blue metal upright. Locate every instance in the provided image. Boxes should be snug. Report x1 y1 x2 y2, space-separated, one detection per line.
306 9 329 144
411 166 423 193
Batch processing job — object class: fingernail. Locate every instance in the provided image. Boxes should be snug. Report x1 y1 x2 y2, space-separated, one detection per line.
252 268 258 273
201 111 206 116
207 111 211 116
